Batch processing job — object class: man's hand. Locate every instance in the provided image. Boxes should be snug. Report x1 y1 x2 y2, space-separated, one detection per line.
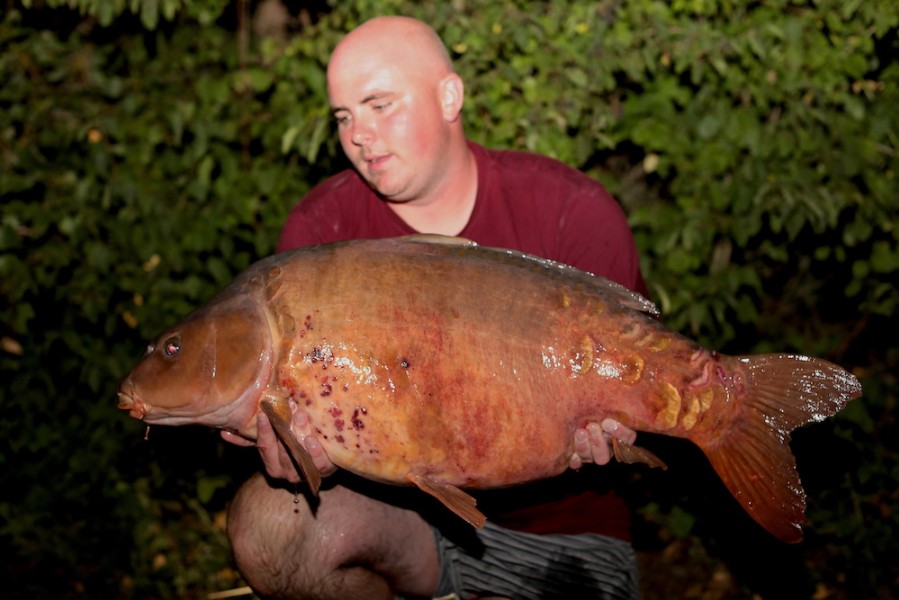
569 419 637 470
221 404 337 483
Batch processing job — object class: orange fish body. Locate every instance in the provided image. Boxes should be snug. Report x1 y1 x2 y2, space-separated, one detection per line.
118 235 861 542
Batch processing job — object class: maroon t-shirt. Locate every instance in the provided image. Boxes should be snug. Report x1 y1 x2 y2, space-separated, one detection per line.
278 142 646 541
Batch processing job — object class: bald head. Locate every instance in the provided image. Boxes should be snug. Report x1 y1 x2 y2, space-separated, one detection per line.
328 16 454 90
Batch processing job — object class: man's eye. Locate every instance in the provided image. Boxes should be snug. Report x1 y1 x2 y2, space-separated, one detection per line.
373 102 391 111
335 115 350 126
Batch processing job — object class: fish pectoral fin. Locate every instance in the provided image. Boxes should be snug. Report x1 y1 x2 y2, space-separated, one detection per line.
260 397 322 495
611 437 668 470
407 474 485 529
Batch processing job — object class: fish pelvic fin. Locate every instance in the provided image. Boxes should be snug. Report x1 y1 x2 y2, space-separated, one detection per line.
407 474 486 529
611 437 668 470
260 396 322 495
704 354 861 543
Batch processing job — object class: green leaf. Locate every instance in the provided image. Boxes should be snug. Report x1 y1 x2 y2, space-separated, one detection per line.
197 475 229 504
140 0 160 29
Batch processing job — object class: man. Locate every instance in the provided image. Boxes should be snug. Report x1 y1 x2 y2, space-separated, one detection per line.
225 16 646 600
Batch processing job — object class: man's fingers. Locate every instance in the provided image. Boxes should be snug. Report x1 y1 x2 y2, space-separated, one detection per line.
586 422 612 465
220 430 254 447
570 428 589 469
571 424 612 467
602 418 637 445
289 402 338 476
256 412 302 483
291 403 311 429
302 435 338 476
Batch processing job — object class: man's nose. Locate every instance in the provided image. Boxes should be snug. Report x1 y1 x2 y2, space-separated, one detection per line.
351 121 374 145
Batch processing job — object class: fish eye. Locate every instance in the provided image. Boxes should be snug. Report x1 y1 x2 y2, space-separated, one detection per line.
162 336 181 358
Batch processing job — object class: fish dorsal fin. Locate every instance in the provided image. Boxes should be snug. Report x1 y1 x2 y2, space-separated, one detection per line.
260 395 322 495
407 474 485 528
398 234 658 317
400 234 478 247
587 275 659 317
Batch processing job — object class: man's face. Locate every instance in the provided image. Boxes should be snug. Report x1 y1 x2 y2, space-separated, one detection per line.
328 53 449 203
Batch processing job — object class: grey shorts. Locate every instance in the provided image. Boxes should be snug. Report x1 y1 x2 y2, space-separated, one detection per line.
430 521 638 600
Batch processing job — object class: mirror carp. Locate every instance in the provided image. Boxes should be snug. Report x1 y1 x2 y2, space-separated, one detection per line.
117 235 861 542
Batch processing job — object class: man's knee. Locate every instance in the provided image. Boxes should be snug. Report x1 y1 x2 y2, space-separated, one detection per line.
227 473 318 597
227 474 439 599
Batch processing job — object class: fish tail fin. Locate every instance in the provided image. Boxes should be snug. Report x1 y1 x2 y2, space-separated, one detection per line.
702 354 861 543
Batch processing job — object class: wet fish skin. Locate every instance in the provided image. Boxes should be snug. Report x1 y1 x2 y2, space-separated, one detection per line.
117 235 862 542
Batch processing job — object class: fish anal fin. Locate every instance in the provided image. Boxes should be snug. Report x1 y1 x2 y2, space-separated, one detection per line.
611 437 668 470
407 474 485 529
260 396 322 495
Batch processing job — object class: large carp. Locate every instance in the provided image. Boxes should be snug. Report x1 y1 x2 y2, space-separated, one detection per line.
117 235 861 542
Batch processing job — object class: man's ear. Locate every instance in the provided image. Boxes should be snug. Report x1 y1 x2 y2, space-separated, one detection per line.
439 73 464 122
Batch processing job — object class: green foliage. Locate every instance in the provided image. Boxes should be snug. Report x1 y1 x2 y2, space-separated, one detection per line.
1 5 306 597
805 372 899 594
2 0 897 598
22 0 230 28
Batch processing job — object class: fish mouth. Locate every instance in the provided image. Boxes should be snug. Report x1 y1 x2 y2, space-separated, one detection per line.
117 379 149 419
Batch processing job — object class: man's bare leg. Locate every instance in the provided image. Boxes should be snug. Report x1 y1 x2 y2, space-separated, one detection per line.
227 473 440 600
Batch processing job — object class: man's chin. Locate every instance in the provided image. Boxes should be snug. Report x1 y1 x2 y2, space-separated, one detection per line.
367 180 412 203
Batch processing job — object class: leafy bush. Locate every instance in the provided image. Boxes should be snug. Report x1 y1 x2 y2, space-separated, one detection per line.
2 0 897 598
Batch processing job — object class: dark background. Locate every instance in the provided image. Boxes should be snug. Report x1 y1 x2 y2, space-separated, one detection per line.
2 1 897 598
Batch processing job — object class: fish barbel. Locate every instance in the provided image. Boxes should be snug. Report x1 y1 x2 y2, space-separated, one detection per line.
117 235 861 542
